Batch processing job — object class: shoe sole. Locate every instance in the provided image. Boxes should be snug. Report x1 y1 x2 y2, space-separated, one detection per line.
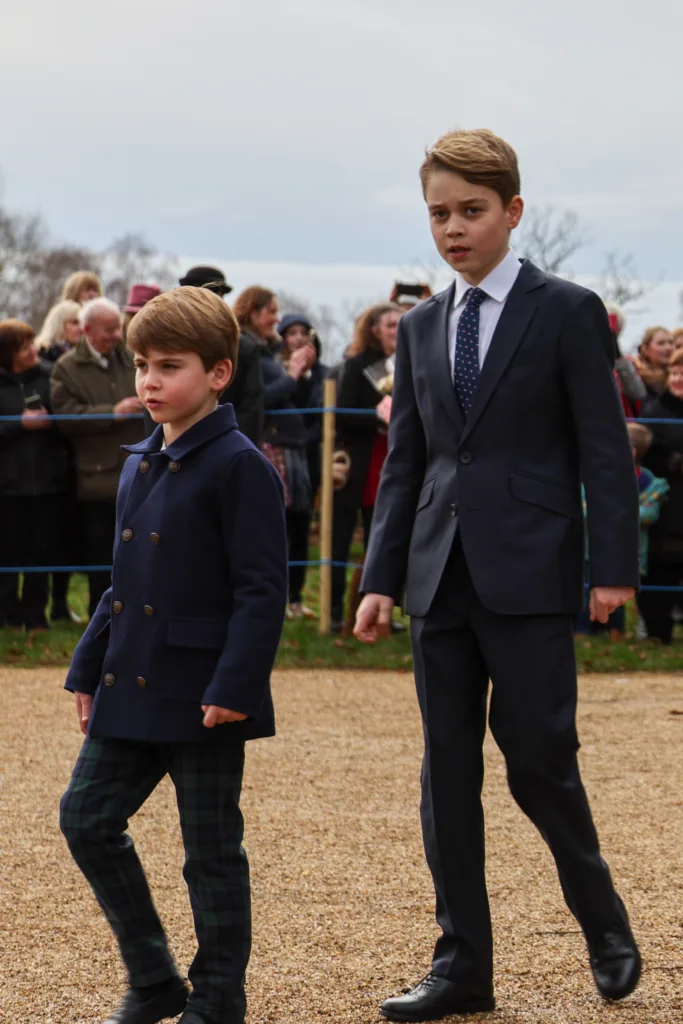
380 998 495 1021
597 954 642 1002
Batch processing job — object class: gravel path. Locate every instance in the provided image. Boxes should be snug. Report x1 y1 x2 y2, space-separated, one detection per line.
1 668 681 1023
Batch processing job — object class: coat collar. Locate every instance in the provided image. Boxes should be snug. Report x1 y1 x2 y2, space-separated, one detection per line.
72 338 132 367
427 258 547 439
122 402 238 460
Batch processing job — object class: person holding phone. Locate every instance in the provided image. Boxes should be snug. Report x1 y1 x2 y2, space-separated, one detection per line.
0 320 70 629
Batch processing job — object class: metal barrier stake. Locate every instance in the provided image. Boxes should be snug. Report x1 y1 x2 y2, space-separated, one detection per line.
319 379 336 635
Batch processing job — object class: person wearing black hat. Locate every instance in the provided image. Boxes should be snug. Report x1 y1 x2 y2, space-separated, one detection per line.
178 267 264 447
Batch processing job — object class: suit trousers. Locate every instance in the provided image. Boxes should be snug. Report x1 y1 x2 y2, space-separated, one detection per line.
411 537 619 984
60 736 250 1024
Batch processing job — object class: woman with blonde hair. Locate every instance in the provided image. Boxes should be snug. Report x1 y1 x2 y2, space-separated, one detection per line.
36 300 83 362
331 302 403 631
60 270 102 305
633 326 675 397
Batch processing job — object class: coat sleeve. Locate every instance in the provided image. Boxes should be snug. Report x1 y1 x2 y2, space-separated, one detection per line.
201 449 288 715
360 317 427 601
229 342 265 447
50 361 117 436
559 291 640 588
337 357 380 441
262 357 300 407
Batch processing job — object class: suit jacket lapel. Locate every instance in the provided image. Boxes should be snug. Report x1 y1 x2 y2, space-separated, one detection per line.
460 261 546 444
426 282 465 435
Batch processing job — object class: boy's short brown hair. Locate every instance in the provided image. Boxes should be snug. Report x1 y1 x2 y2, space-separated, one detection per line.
420 128 521 205
626 422 653 462
127 287 239 371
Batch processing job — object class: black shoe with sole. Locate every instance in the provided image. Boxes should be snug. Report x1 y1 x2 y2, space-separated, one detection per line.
589 897 642 1000
102 978 189 1024
380 973 494 1021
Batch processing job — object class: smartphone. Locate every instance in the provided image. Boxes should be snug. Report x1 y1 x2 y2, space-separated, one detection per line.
24 393 43 409
395 282 425 298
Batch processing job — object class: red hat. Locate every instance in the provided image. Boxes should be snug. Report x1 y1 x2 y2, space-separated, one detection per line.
124 283 162 313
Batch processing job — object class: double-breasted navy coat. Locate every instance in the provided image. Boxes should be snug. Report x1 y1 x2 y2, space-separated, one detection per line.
64 404 288 743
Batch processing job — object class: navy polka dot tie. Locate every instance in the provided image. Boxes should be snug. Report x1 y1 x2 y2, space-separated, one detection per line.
453 287 487 416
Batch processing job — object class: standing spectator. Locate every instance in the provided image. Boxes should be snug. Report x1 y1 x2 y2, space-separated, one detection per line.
234 289 316 618
633 326 675 397
35 299 85 620
331 303 402 632
50 298 144 617
639 350 683 642
672 327 683 350
0 320 70 629
179 266 265 446
121 283 161 340
36 300 83 362
278 314 329 497
606 303 646 418
60 271 103 305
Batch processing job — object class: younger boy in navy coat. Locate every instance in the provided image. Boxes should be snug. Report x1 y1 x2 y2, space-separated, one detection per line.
60 287 288 1024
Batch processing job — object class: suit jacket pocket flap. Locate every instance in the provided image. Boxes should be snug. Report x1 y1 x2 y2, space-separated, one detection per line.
416 478 436 512
509 472 577 518
167 617 226 649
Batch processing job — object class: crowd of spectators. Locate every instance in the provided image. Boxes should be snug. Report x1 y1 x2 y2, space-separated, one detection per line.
2 269 683 643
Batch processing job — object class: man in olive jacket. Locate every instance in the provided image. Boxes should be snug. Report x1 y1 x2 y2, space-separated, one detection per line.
51 297 145 616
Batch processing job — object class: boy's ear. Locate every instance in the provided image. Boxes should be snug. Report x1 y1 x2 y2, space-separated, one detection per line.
506 195 524 231
211 358 233 392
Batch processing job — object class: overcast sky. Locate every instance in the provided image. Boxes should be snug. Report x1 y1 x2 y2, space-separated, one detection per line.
2 0 682 345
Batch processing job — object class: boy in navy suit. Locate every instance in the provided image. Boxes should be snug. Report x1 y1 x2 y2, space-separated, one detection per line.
60 288 288 1024
355 130 641 1020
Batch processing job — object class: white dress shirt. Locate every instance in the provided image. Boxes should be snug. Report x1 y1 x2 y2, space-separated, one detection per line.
85 338 110 370
448 249 522 372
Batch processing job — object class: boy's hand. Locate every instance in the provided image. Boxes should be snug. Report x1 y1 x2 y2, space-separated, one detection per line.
590 586 635 624
354 594 395 643
202 705 248 728
74 691 93 735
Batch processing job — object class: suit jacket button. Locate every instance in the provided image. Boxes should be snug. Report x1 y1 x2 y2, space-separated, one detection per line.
139 460 150 474
460 451 472 465
168 461 180 472
143 605 155 616
113 600 123 614
136 676 147 688
122 528 133 541
450 503 458 516
103 673 115 686
150 532 160 545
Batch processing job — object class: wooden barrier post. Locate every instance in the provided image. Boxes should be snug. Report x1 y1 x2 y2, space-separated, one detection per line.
319 378 336 635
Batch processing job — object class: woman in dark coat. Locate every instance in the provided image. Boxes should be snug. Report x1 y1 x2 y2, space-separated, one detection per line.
639 348 683 642
0 320 70 629
331 302 402 631
233 288 317 618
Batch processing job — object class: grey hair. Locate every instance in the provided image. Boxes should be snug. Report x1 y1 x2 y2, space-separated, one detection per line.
80 297 121 328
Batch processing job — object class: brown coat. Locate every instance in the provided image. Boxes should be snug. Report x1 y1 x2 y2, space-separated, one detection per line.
50 340 145 503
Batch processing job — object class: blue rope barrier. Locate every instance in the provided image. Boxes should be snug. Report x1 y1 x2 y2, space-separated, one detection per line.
0 560 364 574
3 411 683 423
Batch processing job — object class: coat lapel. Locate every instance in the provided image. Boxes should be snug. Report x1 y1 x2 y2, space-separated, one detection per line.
460 260 546 444
426 282 465 435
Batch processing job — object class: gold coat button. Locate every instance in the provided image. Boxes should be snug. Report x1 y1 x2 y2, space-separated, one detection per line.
136 676 147 689
112 600 123 614
150 533 160 545
122 528 133 542
143 605 155 617
168 461 180 472
139 460 150 474
104 673 115 686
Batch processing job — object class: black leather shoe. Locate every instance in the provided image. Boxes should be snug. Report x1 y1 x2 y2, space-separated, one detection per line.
178 1013 210 1024
589 898 642 1000
102 978 189 1023
380 973 494 1021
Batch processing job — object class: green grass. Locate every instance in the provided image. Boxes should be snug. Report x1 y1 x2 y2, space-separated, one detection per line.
2 558 683 673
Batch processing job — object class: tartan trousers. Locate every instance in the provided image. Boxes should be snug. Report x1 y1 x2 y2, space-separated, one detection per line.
60 736 250 1024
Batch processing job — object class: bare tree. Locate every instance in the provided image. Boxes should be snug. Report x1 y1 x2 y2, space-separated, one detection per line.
595 251 652 311
102 232 177 307
516 206 586 274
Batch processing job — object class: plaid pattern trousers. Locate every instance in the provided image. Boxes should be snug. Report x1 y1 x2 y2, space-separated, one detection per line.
60 736 250 1023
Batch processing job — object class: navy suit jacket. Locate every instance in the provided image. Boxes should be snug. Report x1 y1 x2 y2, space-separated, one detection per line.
64 404 288 743
361 260 640 616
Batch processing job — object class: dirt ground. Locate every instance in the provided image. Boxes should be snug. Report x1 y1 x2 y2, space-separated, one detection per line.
0 668 681 1024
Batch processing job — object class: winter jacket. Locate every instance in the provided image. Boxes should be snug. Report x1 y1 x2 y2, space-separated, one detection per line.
219 331 264 447
642 391 683 561
0 361 70 497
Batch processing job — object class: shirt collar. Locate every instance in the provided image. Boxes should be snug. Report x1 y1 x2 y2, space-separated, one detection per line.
85 338 109 369
453 248 522 308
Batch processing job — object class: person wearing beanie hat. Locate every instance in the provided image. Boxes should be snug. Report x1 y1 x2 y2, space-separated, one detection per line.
177 268 263 446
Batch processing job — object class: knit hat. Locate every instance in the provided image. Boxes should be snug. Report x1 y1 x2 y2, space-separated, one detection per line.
277 313 313 337
178 266 232 295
